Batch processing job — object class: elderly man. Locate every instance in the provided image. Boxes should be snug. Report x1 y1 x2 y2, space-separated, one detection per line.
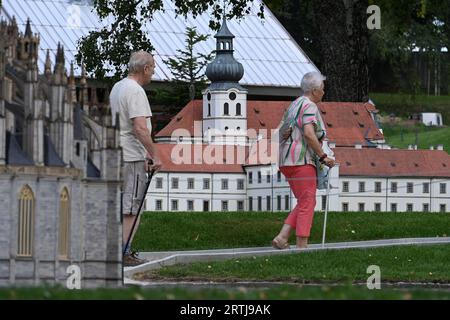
110 51 162 267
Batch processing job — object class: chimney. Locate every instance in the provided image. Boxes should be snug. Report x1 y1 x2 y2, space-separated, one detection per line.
437 145 444 151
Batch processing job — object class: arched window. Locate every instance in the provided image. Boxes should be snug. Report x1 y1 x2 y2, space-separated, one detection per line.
58 188 70 258
236 103 241 116
18 185 35 257
208 103 211 117
224 103 229 115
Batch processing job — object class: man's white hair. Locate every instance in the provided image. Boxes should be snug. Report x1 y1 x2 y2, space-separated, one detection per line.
128 50 153 74
301 72 326 94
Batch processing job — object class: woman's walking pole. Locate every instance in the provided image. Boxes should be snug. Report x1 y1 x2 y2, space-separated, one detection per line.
321 166 333 249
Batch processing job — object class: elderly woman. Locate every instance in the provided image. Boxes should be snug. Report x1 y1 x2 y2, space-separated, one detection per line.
272 72 335 249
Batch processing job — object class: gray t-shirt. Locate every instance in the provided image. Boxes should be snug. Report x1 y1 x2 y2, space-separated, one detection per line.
110 78 152 162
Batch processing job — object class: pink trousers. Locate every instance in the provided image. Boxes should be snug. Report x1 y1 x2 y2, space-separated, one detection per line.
280 165 317 237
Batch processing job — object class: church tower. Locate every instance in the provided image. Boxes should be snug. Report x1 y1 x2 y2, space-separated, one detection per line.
203 17 247 145
49 43 73 166
0 36 6 165
20 19 44 165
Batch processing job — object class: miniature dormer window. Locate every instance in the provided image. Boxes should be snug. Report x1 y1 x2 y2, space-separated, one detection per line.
224 103 229 115
236 103 241 116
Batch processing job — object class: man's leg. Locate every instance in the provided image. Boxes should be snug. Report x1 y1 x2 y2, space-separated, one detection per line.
123 214 141 254
122 161 147 263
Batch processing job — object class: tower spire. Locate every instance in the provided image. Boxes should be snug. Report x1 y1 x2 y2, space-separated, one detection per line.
205 16 244 90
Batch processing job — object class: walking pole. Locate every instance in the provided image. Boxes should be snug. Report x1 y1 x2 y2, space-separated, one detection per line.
321 166 333 249
123 161 155 256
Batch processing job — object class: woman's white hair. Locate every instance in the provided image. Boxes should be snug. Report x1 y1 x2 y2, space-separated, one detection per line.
301 72 326 94
128 50 153 74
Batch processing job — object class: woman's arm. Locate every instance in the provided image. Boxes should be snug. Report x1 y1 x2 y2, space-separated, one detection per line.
303 123 335 168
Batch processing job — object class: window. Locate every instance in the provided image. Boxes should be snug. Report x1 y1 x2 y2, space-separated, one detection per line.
266 173 271 183
156 200 162 211
249 197 253 211
156 178 163 189
58 188 70 259
358 203 365 212
258 171 262 184
342 203 349 212
187 178 194 189
391 203 397 212
187 200 194 211
423 182 430 194
321 196 327 211
277 195 281 211
440 204 447 213
374 203 381 212
237 179 244 190
407 183 414 194
76 142 80 156
237 201 244 211
407 203 413 212
375 182 382 193
208 103 211 117
391 182 397 193
358 182 365 193
222 201 228 211
229 92 237 100
423 203 429 212
221 179 228 190
277 171 281 183
285 195 290 210
343 181 349 193
248 172 253 184
203 200 209 212
171 200 178 211
257 196 262 211
18 185 35 257
224 103 229 115
440 183 447 194
236 103 241 116
203 178 210 190
171 178 179 189
266 196 271 211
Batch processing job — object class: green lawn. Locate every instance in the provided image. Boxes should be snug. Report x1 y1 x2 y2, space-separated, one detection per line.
370 92 450 123
137 244 450 284
0 284 449 300
133 212 450 251
382 123 450 153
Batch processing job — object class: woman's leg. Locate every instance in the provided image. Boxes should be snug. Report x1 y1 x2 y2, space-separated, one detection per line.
283 165 317 248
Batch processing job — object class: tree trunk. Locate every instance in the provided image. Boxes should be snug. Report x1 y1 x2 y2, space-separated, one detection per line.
312 0 369 102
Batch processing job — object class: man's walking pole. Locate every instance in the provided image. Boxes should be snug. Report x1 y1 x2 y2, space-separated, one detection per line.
123 161 155 256
321 166 333 249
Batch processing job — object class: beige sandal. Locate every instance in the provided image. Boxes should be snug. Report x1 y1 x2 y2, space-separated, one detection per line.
272 236 289 250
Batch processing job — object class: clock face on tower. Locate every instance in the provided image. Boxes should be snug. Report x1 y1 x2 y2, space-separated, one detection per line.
229 92 236 100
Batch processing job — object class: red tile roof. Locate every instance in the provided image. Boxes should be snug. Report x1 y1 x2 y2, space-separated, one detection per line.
318 102 384 145
156 99 383 147
334 148 450 177
157 143 246 173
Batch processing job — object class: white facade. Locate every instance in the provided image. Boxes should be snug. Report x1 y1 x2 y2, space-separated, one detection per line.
146 172 247 212
421 112 443 126
339 177 449 212
202 88 248 146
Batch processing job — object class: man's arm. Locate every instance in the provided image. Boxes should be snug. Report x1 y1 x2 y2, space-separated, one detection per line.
132 116 162 170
